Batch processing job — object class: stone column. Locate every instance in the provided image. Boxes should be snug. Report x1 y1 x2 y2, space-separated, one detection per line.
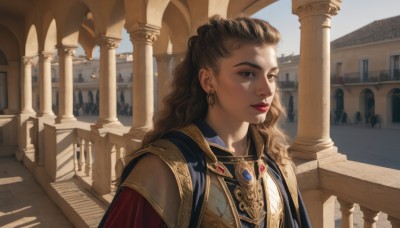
290 1 342 228
37 52 54 117
56 45 77 123
290 0 341 160
17 57 36 161
154 53 173 110
127 24 159 137
21 57 35 114
94 36 121 128
338 198 355 228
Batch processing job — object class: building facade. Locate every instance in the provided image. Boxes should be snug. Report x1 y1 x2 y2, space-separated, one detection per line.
30 54 135 117
331 15 400 127
278 15 400 128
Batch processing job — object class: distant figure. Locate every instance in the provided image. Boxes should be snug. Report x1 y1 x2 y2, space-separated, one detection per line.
341 111 348 124
355 111 362 124
371 114 381 128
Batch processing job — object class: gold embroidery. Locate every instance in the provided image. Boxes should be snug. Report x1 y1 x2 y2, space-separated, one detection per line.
123 139 193 227
233 159 265 225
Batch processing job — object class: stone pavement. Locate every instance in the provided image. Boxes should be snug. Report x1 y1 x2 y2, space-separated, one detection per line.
0 156 73 228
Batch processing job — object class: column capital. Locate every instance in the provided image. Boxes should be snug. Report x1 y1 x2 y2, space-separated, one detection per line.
22 56 33 65
293 0 341 18
96 35 121 49
39 52 54 62
128 23 160 44
56 44 77 56
154 53 173 63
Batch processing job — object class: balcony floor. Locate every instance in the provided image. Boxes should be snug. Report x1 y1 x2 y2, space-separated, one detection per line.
0 156 73 228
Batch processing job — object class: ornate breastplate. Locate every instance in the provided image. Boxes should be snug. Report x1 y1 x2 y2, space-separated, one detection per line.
200 153 284 228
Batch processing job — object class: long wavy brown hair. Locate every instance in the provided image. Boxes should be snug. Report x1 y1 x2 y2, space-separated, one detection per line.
143 16 290 166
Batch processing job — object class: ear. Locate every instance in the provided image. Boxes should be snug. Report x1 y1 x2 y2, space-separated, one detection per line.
198 68 214 93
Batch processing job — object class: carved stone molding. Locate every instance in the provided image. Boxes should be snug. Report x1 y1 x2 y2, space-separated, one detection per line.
22 57 33 66
40 52 54 62
128 23 160 44
293 1 340 18
97 36 121 50
57 45 77 57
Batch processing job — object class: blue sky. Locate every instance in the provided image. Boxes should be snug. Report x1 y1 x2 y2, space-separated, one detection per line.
253 0 400 56
79 0 400 58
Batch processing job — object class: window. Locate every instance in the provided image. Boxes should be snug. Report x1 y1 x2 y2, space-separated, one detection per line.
336 62 343 83
285 73 289 82
360 59 368 82
0 72 7 113
390 55 400 79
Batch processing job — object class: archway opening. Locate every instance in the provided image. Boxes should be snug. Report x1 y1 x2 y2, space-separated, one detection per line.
335 89 344 123
0 50 8 114
363 89 375 124
392 88 400 123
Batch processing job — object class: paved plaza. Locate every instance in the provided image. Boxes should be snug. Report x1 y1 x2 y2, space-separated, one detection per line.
0 115 398 227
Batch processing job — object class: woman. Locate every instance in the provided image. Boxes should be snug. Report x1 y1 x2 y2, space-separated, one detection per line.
100 16 311 228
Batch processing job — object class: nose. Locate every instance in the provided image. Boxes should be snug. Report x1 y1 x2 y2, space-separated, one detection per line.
256 75 274 98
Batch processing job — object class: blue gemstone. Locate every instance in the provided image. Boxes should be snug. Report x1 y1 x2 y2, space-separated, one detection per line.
242 170 253 181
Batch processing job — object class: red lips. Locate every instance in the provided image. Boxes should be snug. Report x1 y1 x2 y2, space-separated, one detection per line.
251 103 269 113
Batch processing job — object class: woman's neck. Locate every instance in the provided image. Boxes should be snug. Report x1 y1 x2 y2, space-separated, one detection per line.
205 112 249 156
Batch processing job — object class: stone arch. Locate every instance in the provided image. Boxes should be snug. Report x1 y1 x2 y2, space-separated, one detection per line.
389 88 400 123
44 19 57 53
158 2 190 54
360 88 375 124
54 1 90 46
228 0 275 17
124 0 170 28
0 25 20 61
103 0 125 38
187 0 229 32
25 24 39 57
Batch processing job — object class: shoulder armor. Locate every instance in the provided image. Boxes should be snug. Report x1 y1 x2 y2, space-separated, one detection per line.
123 139 193 228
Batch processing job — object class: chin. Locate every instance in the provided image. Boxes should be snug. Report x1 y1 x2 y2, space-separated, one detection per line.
249 115 266 124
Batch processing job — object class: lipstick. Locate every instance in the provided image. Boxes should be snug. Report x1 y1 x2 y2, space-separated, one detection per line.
251 103 269 113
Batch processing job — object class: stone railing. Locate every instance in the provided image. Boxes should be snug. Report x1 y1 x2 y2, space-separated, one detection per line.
320 160 400 227
73 125 133 195
75 127 93 180
15 117 400 227
331 70 400 85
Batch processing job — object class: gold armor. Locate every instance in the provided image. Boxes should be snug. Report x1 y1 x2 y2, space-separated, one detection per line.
122 123 299 228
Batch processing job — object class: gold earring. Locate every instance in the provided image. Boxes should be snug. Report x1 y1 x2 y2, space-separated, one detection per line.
207 92 216 109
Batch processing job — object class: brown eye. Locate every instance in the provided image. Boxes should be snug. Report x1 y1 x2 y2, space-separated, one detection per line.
267 74 277 80
239 71 256 78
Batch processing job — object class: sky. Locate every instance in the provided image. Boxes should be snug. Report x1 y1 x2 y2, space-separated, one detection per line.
79 0 400 58
252 0 400 56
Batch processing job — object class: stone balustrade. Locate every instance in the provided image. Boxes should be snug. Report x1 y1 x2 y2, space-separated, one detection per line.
19 119 400 226
320 160 400 227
